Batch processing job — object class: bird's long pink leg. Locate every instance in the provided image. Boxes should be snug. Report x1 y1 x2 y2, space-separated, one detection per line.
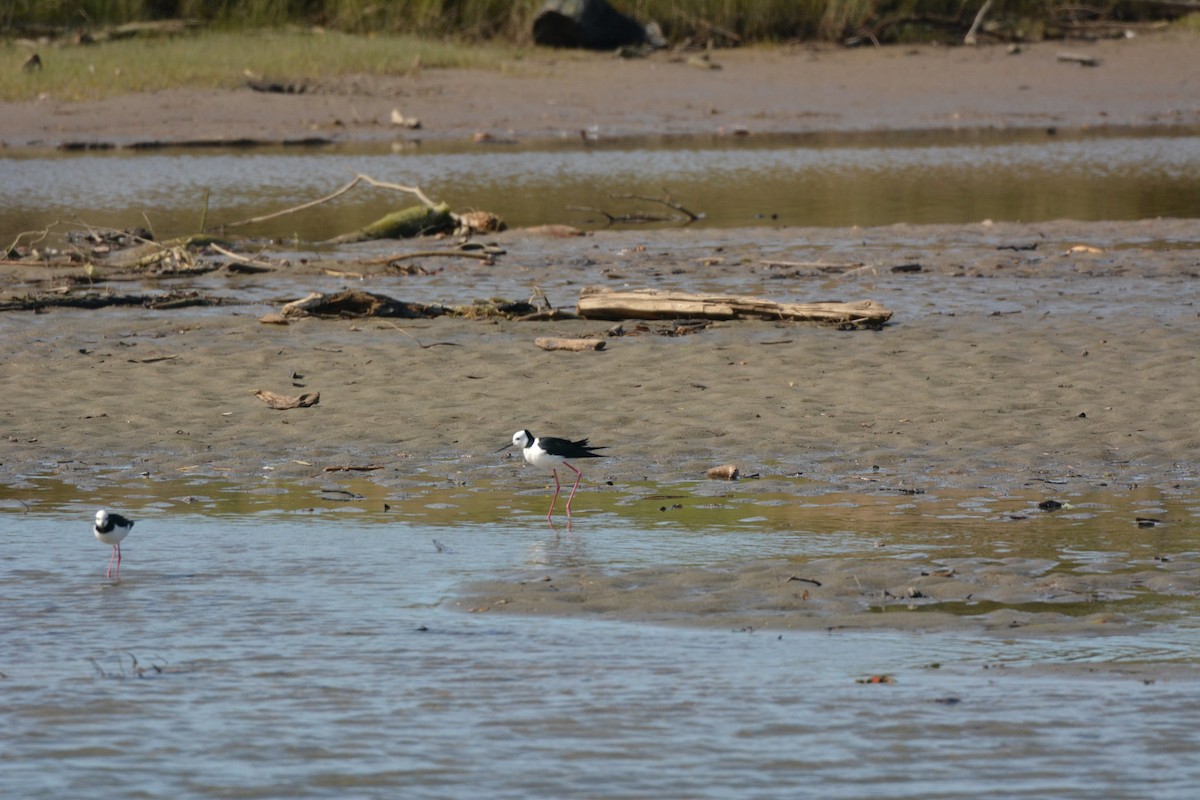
547 469 562 520
106 545 119 579
563 462 584 517
114 544 121 580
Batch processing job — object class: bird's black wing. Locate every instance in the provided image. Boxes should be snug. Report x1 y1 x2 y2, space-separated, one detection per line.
570 438 607 457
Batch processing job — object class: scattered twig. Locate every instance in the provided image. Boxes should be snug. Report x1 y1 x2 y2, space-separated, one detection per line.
609 191 700 222
1057 52 1102 67
570 189 700 227
377 320 460 348
363 249 496 266
761 259 866 272
5 221 63 256
209 243 278 269
964 0 993 45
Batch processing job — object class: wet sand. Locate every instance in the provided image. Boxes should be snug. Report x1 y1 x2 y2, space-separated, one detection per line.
3 33 1199 640
3 217 1198 491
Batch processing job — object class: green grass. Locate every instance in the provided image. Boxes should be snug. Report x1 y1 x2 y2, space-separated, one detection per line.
1 28 523 102
5 1 1189 43
2 2 1195 102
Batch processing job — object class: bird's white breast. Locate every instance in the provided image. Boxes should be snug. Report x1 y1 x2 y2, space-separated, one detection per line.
523 442 565 471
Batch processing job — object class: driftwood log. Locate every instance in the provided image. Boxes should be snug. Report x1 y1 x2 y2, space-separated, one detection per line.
254 390 320 410
535 337 606 352
576 288 893 328
706 464 741 480
281 290 448 319
0 290 221 313
326 202 453 244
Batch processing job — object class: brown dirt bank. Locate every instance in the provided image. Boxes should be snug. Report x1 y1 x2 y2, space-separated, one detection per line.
2 32 1198 149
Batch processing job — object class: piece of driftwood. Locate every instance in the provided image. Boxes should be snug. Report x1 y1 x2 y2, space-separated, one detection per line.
706 464 740 480
1057 52 1101 67
576 288 893 328
523 224 586 238
326 202 453 244
535 337 606 352
281 290 448 319
255 390 320 410
0 290 222 313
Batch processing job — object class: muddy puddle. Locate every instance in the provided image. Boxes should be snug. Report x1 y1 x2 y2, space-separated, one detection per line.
3 127 1199 243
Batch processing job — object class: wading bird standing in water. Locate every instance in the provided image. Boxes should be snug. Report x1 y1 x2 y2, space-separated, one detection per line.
94 509 134 580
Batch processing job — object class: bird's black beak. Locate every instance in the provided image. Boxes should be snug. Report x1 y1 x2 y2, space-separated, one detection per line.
495 442 514 453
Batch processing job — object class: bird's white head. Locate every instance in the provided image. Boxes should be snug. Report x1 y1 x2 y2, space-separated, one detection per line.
95 509 109 526
496 429 535 454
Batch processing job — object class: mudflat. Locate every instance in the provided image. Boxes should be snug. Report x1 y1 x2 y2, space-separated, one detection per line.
3 32 1198 637
2 32 1198 148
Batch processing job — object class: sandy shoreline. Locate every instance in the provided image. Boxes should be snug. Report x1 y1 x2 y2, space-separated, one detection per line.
3 33 1199 641
3 217 1199 493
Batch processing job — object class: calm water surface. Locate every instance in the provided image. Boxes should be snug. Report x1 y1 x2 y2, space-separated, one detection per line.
3 128 1199 242
3 479 1200 799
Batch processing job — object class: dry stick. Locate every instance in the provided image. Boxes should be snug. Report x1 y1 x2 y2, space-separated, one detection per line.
377 320 460 348
568 206 617 225
215 174 438 231
362 250 495 266
761 259 865 271
5 221 62 255
209 243 277 268
568 206 679 225
199 188 210 232
141 212 157 242
609 191 700 222
963 0 993 45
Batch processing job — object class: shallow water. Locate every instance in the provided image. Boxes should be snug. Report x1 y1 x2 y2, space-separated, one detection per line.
3 478 1200 799
3 128 1200 243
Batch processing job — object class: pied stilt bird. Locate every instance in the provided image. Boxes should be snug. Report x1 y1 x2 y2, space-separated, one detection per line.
498 429 607 520
94 509 134 580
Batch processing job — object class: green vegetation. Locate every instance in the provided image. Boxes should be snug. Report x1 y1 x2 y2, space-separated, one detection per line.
2 2 1194 102
4 1 1194 44
0 29 522 101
